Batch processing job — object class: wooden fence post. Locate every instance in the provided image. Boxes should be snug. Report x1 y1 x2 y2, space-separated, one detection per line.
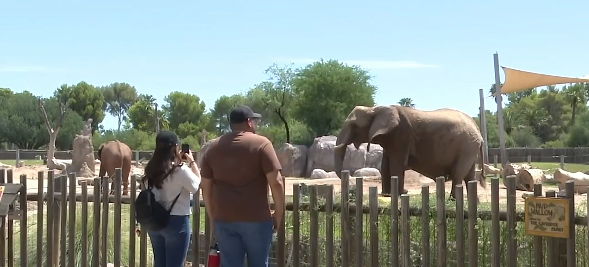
36 171 44 267
130 175 137 267
467 181 478 267
326 185 334 267
369 187 378 267
60 175 67 267
292 184 300 267
19 174 27 267
436 177 446 267
560 155 565 170
355 177 363 267
566 181 575 267
92 178 101 267
68 172 76 267
101 177 109 267
81 181 88 267
546 190 557 267
533 183 543 267
0 169 5 267
277 177 286 267
341 171 350 267
506 175 517 266
491 177 500 267
391 176 399 267
139 180 147 267
310 186 319 267
114 169 122 267
401 194 410 267
7 170 14 267
421 185 430 267
456 184 464 267
46 170 54 267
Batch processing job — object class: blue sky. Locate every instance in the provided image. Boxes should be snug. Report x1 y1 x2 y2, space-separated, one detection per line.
1 1 588 130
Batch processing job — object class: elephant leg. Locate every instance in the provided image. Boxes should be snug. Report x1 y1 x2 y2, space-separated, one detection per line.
380 152 391 196
388 157 407 195
122 159 131 195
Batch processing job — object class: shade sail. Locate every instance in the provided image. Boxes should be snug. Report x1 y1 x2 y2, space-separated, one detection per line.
500 67 589 94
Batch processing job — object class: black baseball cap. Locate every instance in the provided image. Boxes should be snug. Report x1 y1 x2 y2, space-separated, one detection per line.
156 131 179 148
229 105 262 123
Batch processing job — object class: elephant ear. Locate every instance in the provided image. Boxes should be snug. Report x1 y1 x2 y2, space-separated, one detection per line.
368 106 400 143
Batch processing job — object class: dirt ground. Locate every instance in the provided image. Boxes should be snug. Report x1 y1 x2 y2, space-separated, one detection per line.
9 163 585 205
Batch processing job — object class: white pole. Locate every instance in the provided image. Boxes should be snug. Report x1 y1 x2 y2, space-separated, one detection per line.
479 89 489 164
494 53 509 169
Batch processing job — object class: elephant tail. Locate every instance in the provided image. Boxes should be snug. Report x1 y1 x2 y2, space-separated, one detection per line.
478 143 487 188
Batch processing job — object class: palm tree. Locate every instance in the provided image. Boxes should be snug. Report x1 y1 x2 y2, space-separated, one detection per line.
563 83 588 125
398 98 415 108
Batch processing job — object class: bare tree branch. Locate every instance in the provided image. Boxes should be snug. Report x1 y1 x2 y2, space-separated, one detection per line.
38 98 54 135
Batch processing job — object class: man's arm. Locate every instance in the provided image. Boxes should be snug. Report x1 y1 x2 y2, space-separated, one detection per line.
266 169 285 230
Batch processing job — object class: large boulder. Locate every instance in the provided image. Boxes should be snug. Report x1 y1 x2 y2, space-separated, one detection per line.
310 169 339 179
306 135 384 177
276 143 307 177
70 135 95 177
353 167 381 178
306 136 338 177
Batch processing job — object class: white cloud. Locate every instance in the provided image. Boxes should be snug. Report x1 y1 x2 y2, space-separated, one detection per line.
0 65 65 73
275 58 438 69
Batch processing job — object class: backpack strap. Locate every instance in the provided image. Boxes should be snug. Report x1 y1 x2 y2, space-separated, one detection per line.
168 192 182 213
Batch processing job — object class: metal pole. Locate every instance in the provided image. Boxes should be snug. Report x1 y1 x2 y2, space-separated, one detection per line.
494 53 509 169
479 88 489 164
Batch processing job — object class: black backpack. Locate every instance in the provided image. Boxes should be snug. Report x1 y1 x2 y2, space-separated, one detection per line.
135 188 181 232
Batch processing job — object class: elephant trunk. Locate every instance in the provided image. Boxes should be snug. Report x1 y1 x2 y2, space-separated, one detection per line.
334 144 347 178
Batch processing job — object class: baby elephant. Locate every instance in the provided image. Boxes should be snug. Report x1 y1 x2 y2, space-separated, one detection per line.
97 140 132 195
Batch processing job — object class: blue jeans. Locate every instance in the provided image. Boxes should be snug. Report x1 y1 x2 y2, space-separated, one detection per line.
214 220 273 267
148 215 191 267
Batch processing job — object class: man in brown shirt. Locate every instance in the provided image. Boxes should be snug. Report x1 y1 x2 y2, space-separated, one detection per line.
200 105 285 267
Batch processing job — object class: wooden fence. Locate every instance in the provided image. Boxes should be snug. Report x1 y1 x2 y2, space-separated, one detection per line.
0 169 588 266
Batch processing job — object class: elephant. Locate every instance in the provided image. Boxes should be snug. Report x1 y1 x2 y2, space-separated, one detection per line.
97 140 133 195
334 105 485 198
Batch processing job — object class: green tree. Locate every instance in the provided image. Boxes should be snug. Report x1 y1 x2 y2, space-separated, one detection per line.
209 95 246 134
260 64 297 143
0 92 47 148
102 82 138 132
55 82 105 133
164 92 206 132
128 94 168 132
293 59 376 136
398 98 415 108
567 111 589 147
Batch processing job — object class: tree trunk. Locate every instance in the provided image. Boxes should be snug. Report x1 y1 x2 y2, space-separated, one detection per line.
276 109 290 143
46 130 66 170
571 97 577 125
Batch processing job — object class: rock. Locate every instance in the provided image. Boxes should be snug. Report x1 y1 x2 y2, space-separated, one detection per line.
306 136 338 177
353 167 381 178
70 135 95 175
306 135 384 177
276 143 307 177
310 169 338 179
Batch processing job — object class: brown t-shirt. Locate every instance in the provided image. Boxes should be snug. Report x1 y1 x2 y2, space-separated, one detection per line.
200 131 282 222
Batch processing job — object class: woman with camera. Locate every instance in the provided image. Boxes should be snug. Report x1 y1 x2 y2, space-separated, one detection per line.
142 131 201 267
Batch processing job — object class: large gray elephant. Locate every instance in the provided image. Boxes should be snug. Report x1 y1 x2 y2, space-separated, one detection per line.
335 105 485 197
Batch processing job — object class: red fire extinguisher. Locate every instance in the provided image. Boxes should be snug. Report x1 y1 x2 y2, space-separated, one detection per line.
207 243 220 267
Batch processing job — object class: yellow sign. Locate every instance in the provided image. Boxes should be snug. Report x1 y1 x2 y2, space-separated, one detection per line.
525 197 569 238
